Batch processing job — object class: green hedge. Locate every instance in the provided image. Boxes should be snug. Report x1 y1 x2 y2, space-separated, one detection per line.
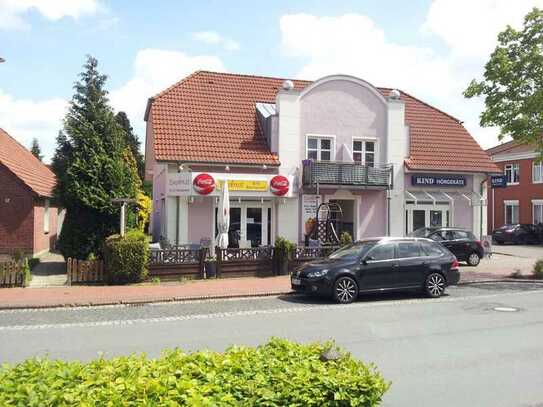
0 338 390 406
103 230 149 284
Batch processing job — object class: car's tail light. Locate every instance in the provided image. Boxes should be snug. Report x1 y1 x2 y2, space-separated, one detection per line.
451 258 460 270
475 240 483 248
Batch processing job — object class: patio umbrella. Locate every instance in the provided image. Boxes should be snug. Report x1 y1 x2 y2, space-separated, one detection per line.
217 179 230 249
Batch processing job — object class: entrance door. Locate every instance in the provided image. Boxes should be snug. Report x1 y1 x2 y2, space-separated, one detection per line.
407 205 450 234
215 203 272 248
413 210 426 231
328 199 356 239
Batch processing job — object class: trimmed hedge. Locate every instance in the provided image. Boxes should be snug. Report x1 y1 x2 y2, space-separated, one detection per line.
0 338 390 406
103 230 149 284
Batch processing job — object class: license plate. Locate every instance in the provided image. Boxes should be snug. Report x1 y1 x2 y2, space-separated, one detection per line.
292 278 301 285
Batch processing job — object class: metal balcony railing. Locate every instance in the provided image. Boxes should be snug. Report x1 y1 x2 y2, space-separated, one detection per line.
302 160 393 189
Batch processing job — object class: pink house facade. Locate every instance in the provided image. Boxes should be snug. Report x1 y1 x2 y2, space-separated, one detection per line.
145 71 499 248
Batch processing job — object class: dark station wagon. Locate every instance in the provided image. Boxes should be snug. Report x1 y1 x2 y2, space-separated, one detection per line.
291 237 460 304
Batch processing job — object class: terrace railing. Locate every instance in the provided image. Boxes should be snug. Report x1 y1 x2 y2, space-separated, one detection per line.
302 160 393 189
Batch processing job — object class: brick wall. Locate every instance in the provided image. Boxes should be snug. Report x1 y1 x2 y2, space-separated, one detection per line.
33 198 58 255
488 158 543 231
0 164 34 255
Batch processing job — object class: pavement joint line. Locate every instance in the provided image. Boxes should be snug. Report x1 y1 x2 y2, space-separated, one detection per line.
0 289 541 332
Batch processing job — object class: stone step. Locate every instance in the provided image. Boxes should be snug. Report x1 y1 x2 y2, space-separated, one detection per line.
28 274 67 288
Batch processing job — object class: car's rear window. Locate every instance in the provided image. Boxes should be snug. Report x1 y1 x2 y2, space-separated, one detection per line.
421 241 447 257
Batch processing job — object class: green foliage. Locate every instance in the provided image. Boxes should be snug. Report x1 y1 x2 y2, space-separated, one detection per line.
116 111 145 182
533 259 543 279
103 230 149 284
58 207 117 260
136 191 152 232
274 236 296 260
464 7 543 156
53 56 140 259
21 258 31 287
29 138 43 161
340 231 353 247
0 338 390 406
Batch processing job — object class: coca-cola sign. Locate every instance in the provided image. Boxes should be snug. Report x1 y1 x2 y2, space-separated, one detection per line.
193 173 215 195
270 175 289 196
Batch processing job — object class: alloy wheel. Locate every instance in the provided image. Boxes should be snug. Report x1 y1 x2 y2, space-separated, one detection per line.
467 253 480 266
426 273 445 298
335 277 357 304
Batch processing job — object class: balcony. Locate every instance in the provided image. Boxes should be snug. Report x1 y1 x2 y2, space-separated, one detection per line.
302 160 393 189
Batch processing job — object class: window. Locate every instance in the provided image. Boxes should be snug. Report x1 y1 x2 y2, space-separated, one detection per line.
367 243 395 261
398 242 422 258
504 163 520 184
43 199 50 234
453 231 470 240
533 201 543 224
505 201 519 224
307 136 333 161
533 162 543 183
421 241 446 257
352 139 376 166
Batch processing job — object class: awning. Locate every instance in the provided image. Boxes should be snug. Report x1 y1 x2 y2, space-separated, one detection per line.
405 190 486 206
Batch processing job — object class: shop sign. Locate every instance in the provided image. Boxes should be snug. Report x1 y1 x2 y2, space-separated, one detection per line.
217 180 268 191
490 175 507 188
302 195 320 234
193 173 215 195
270 175 290 196
167 171 191 196
411 174 466 187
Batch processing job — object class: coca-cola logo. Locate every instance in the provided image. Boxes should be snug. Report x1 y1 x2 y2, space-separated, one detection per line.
270 175 289 196
193 173 215 195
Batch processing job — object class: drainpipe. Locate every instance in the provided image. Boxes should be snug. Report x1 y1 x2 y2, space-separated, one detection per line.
176 197 180 245
480 178 487 239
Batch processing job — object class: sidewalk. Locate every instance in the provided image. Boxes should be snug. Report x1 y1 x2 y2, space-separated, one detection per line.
0 265 533 310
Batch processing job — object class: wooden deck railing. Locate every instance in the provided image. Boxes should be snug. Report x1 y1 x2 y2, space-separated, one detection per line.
67 258 105 285
0 261 24 287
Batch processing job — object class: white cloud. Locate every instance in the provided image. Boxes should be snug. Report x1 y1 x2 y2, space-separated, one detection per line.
0 89 68 162
193 30 240 51
423 0 543 61
110 49 226 140
279 8 539 149
0 0 101 30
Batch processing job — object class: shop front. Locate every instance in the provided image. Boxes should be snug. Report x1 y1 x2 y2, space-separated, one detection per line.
404 173 486 236
157 169 295 248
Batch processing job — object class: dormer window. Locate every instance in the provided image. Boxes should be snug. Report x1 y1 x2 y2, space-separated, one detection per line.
353 139 376 167
306 135 334 161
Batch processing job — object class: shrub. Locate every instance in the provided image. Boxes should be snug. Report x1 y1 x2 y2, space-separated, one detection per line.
340 231 353 247
0 338 390 406
274 236 296 260
533 259 543 279
103 230 149 284
21 258 31 287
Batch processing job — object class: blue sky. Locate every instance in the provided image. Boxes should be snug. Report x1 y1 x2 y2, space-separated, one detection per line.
1 0 540 161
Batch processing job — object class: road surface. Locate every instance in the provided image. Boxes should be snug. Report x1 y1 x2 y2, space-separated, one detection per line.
1 282 542 406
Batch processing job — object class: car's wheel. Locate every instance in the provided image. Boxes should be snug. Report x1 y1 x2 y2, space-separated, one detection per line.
424 273 446 298
467 252 481 266
333 276 358 304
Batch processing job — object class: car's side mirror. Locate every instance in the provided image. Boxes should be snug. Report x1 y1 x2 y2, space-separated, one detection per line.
362 256 375 264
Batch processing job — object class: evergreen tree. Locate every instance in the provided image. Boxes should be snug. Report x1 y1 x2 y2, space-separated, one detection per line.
57 56 140 259
115 111 145 181
30 138 43 161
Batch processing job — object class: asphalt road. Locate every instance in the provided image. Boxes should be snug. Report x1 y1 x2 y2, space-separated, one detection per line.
1 282 543 407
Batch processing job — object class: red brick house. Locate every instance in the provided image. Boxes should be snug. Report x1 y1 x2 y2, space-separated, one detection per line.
0 129 59 257
486 140 543 232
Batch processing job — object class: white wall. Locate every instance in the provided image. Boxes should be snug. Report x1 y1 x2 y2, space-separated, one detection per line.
276 197 299 243
386 97 408 236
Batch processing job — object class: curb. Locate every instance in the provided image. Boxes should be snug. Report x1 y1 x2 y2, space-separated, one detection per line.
459 278 543 285
0 290 296 311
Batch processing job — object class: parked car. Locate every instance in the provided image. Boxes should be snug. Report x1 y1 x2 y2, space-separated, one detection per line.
410 227 484 266
291 237 460 304
492 224 541 245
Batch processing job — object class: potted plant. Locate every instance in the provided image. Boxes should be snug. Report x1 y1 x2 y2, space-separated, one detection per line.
340 231 353 247
205 255 217 278
274 236 295 275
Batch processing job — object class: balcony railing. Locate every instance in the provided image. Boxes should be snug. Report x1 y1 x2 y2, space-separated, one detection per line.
302 160 393 189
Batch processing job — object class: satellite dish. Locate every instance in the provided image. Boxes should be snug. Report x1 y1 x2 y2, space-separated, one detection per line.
390 89 401 99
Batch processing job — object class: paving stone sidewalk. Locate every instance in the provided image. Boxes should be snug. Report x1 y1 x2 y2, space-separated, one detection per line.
0 265 524 310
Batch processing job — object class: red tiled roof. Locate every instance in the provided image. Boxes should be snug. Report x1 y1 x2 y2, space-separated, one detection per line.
485 139 536 157
148 71 499 173
0 128 56 197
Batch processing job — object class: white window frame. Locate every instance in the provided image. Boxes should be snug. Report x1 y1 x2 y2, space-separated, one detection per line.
306 134 336 161
532 199 543 224
532 162 543 184
405 204 451 234
44 198 50 234
352 137 378 166
504 200 519 224
504 163 520 185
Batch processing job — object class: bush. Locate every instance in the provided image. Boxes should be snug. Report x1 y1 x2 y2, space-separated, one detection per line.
103 230 149 284
274 236 296 260
533 259 543 279
0 338 390 406
340 231 353 247
21 258 31 287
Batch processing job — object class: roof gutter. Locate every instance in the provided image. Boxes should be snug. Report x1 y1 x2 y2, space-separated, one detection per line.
157 160 281 168
144 97 154 122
